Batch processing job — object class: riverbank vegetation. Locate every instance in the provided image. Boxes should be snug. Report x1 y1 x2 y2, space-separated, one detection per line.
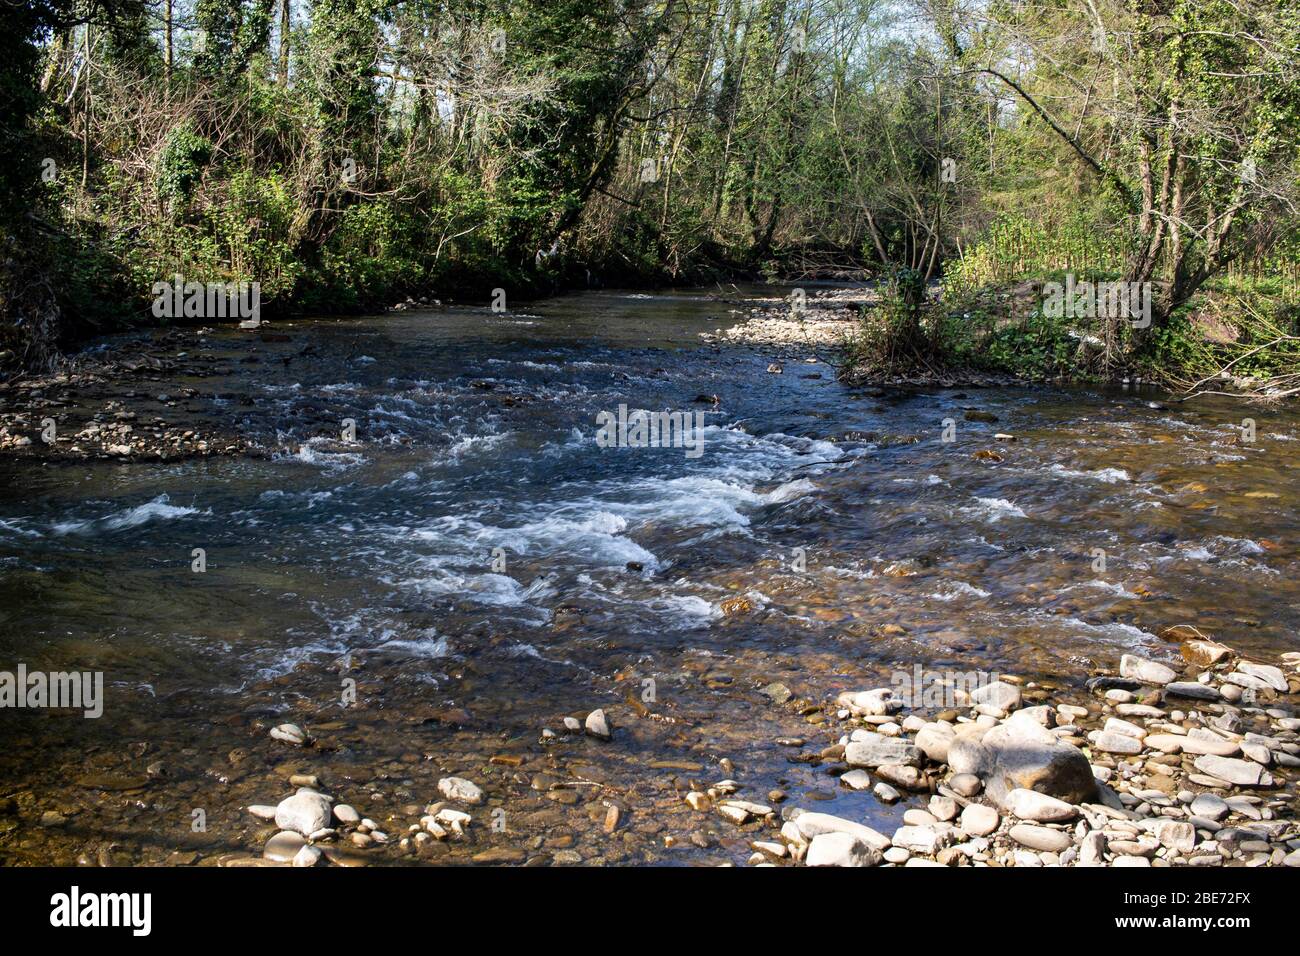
3 1 1298 393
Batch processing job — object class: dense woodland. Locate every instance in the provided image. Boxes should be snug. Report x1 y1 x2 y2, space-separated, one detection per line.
3 1 1299 391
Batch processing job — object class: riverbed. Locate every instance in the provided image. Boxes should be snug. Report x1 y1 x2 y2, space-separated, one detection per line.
0 286 1297 865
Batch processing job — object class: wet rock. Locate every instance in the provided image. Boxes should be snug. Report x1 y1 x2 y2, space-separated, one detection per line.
875 764 928 791
1181 639 1233 667
292 844 322 868
584 709 612 740
839 769 872 790
264 830 306 863
836 688 902 717
844 732 923 768
270 723 307 745
275 791 332 836
472 847 527 865
1120 655 1176 686
437 777 485 806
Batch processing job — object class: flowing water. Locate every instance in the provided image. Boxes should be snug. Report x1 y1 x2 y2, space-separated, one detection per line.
1 286 1297 865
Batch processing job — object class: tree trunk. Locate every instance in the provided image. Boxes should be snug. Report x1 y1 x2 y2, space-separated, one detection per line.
278 0 290 86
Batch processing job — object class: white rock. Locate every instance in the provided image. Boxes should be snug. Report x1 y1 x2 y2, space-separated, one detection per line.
968 681 1021 711
270 723 306 745
892 824 951 853
1120 654 1176 685
437 776 485 805
292 844 322 867
584 709 611 739
274 791 332 836
1155 819 1196 853
929 796 958 822
806 831 881 867
1190 793 1229 821
1193 755 1267 786
840 769 872 790
333 804 360 825
1005 788 1079 822
1236 662 1287 691
794 812 892 851
960 804 999 837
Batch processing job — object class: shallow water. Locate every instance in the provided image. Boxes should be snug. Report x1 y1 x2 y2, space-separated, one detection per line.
1 286 1297 865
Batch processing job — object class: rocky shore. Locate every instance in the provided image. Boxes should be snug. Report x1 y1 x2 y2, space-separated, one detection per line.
0 328 262 460
744 641 1300 867
700 287 869 362
215 639 1300 868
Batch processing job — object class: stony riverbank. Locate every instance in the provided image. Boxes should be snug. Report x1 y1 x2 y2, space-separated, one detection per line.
224 637 1299 867
699 287 1022 388
0 327 267 460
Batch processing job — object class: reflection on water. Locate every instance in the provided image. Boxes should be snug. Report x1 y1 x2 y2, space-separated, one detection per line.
0 286 1297 864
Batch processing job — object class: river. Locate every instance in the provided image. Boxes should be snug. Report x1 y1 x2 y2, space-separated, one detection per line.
0 286 1296 865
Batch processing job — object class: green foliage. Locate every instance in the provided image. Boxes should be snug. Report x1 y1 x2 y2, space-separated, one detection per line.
156 122 213 208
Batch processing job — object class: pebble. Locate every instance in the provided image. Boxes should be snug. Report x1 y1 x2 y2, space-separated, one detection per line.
333 804 360 825
264 830 306 862
1005 788 1078 822
1120 655 1176 685
1193 755 1268 786
437 776 485 805
840 769 872 790
584 709 612 740
806 832 881 867
274 791 332 836
292 844 322 868
1009 824 1071 853
1190 794 1230 821
929 796 958 822
1091 731 1144 755
270 723 306 745
960 804 1000 837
